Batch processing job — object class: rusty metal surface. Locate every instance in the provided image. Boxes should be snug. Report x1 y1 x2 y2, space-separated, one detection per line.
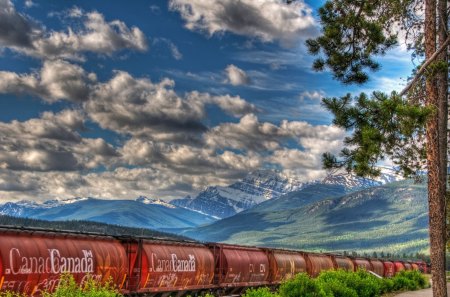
304 253 333 277
382 261 395 277
403 262 412 270
333 256 354 271
352 258 372 271
369 259 384 276
209 244 269 286
417 262 427 273
394 261 405 274
269 251 306 283
137 241 214 292
0 230 127 296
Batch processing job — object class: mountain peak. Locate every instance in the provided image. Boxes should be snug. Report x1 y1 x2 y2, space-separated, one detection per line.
135 196 175 208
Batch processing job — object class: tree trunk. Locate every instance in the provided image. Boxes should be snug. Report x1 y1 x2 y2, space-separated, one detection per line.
425 0 447 296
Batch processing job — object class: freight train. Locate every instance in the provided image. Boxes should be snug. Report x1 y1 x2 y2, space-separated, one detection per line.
0 226 428 296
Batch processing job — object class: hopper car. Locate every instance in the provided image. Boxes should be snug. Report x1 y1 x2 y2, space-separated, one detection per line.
0 226 426 296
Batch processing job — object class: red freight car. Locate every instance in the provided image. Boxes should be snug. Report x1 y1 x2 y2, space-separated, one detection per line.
266 249 306 284
0 228 127 296
331 255 354 272
352 258 372 271
369 259 384 276
125 239 215 295
208 243 269 291
304 253 334 277
382 261 395 277
403 262 412 271
393 261 406 274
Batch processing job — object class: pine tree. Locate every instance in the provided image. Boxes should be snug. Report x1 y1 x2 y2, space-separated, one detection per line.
307 1 448 296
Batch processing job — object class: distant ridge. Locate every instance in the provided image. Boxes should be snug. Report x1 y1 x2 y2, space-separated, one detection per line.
182 180 428 254
0 215 191 241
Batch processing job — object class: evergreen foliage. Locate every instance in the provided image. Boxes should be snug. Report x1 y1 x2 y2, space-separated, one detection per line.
321 92 431 178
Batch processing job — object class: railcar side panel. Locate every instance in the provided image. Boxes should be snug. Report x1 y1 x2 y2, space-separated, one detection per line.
369 259 384 276
209 244 269 287
382 261 395 278
332 256 354 272
352 259 372 271
0 230 127 296
393 262 405 274
136 241 214 293
269 251 306 283
304 253 334 277
403 262 412 271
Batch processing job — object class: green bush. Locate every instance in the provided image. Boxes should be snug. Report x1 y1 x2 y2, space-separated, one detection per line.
316 269 382 297
391 270 428 292
279 273 330 297
243 287 278 297
42 274 122 297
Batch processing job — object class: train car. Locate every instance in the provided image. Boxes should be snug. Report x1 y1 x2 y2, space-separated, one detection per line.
304 253 334 277
411 263 419 271
207 243 269 293
265 249 306 284
369 259 384 276
124 239 215 296
331 255 354 272
0 228 127 296
352 258 372 271
382 260 395 277
403 262 412 271
417 261 428 273
393 261 406 274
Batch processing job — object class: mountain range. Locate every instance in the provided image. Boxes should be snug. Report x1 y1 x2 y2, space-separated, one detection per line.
0 197 215 231
182 180 429 254
0 169 427 254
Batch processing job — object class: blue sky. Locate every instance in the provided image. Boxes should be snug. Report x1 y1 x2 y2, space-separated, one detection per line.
0 0 414 202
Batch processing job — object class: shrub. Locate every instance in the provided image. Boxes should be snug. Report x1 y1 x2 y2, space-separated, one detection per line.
391 270 428 292
42 274 122 297
243 287 278 297
279 273 330 297
316 269 382 297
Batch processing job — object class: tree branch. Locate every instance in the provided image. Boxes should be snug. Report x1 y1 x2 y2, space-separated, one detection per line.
400 35 450 97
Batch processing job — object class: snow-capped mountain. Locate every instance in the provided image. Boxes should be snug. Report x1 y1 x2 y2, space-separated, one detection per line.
322 167 404 189
170 170 311 219
171 168 404 219
135 196 176 208
0 197 215 231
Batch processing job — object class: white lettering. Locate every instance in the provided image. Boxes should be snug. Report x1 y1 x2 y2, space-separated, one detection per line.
7 248 94 275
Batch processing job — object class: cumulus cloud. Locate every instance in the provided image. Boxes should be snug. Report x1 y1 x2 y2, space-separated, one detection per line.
225 64 250 86
205 114 344 154
85 71 256 140
0 110 120 172
0 0 147 60
205 114 286 151
169 0 316 47
0 60 95 102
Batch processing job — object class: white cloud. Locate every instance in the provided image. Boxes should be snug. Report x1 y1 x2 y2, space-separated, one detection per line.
0 110 121 172
0 60 95 102
85 71 256 140
299 90 325 101
24 0 36 8
0 1 148 60
169 0 316 47
225 64 250 86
